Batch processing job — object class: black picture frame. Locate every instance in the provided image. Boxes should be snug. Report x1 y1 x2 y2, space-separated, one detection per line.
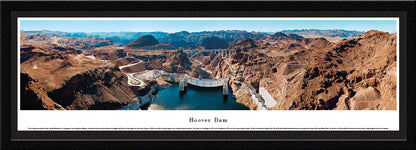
1 1 415 150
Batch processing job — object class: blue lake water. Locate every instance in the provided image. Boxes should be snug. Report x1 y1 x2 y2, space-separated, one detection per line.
147 83 249 110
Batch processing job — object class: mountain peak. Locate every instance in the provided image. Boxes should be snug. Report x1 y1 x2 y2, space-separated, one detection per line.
273 32 288 37
126 35 159 49
358 30 389 39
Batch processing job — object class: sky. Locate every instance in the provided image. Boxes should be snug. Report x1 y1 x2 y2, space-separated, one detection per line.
19 18 398 33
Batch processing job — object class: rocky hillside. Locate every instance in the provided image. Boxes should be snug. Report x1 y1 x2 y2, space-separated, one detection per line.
47 65 140 110
272 30 397 110
20 46 106 91
20 36 143 110
21 63 154 110
199 30 396 110
127 50 192 73
20 44 77 63
229 37 258 50
92 46 127 60
20 73 65 110
125 35 159 49
20 52 142 110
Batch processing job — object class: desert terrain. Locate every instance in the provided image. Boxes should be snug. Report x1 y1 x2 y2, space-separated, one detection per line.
20 29 396 110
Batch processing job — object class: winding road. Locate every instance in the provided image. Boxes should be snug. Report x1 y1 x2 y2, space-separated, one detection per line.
117 58 145 87
118 59 143 69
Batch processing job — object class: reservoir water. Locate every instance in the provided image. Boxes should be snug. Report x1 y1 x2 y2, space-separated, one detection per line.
146 83 249 110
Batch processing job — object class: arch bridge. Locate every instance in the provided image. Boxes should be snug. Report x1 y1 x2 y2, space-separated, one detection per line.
183 49 237 60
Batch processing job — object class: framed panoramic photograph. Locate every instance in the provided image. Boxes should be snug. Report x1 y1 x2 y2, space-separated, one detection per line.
1 1 415 150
